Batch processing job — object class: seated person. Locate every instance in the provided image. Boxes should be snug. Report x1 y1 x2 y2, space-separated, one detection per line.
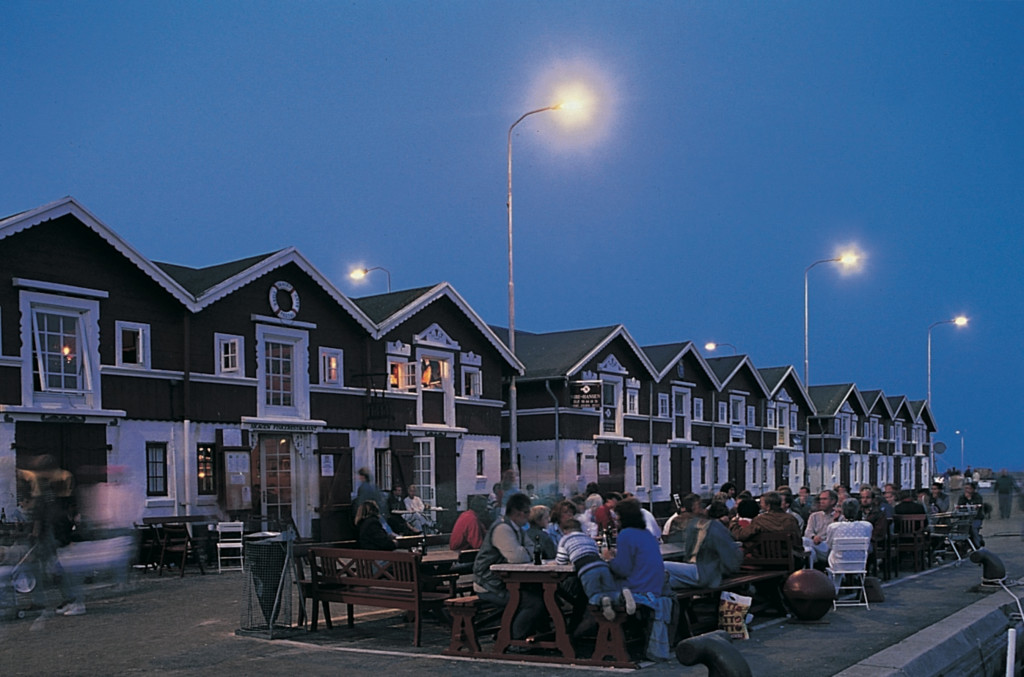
803 489 839 568
666 493 744 589
730 491 803 550
556 518 634 620
605 498 665 599
546 499 579 542
472 493 545 640
894 489 927 515
404 484 435 533
957 481 985 547
450 495 489 551
663 493 703 543
386 484 419 535
356 500 397 551
825 498 873 563
734 498 760 528
526 505 558 560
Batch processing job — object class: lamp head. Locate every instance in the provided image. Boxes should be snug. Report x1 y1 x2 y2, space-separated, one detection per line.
838 251 859 266
349 268 368 281
954 316 968 327
705 342 718 352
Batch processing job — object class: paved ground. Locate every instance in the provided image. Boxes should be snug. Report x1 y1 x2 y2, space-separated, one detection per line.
2 513 1023 676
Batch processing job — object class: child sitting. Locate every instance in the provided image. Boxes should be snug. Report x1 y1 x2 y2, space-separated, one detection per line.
556 518 635 620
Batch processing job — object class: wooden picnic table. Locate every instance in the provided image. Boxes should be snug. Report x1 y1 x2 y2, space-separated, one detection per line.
489 562 576 661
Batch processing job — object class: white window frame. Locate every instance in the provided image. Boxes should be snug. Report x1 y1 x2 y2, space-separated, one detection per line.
319 347 344 387
657 393 670 418
461 365 482 398
600 376 623 436
388 359 417 392
765 406 776 429
718 401 728 424
746 405 756 427
20 291 102 408
626 388 640 415
672 387 691 440
413 437 436 504
215 333 245 378
693 397 704 422
729 396 745 425
115 320 151 369
255 324 309 419
415 348 455 426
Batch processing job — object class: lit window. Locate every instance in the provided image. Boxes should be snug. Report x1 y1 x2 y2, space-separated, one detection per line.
421 356 445 390
197 444 216 495
319 347 344 386
32 310 89 393
462 366 482 398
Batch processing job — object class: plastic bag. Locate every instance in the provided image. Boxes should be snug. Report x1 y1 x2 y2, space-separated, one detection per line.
718 590 753 640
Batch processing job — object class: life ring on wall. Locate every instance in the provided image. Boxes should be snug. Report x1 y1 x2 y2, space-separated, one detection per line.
268 280 300 320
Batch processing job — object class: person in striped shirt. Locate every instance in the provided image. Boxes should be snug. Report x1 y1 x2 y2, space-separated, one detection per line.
556 518 635 620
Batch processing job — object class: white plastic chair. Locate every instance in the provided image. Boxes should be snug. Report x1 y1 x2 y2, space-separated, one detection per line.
826 536 871 609
215 521 244 573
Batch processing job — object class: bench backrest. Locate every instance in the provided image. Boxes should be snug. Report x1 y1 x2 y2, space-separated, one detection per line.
744 531 801 571
309 547 422 593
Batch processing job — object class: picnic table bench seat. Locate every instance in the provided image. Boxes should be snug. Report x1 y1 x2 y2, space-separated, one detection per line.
307 546 450 646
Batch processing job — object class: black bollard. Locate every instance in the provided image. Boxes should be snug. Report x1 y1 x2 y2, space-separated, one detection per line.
675 630 753 677
969 548 1006 584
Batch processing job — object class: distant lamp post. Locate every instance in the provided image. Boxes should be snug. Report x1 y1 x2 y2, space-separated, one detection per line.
507 102 573 467
704 342 737 354
803 251 860 384
349 266 392 293
955 429 965 474
927 315 968 405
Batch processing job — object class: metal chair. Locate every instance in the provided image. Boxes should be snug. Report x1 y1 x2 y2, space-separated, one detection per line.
215 521 244 573
827 536 871 609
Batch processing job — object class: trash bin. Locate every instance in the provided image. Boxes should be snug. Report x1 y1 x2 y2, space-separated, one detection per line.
238 532 293 638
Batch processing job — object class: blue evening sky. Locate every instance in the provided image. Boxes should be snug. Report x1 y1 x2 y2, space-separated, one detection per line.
2 2 1021 472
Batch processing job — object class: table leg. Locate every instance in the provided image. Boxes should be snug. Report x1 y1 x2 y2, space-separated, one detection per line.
491 581 521 655
540 580 575 659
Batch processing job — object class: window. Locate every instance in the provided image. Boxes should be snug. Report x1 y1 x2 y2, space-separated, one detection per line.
746 405 756 427
652 455 660 486
713 455 720 484
790 410 798 432
718 402 728 424
635 455 643 486
657 393 670 418
673 388 691 440
766 406 776 429
319 347 343 386
693 398 704 422
389 359 417 391
700 456 707 484
197 444 216 495
476 449 485 477
20 291 101 408
32 309 92 393
576 453 583 476
626 388 639 415
374 448 393 491
420 356 446 389
146 442 168 496
256 325 309 418
413 438 435 504
462 366 482 398
215 333 244 377
115 321 150 368
601 377 623 435
729 396 745 425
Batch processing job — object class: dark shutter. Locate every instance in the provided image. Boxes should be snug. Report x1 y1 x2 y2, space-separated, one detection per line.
434 436 457 531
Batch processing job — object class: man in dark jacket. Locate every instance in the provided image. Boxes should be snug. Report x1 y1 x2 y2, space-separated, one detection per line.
665 493 743 589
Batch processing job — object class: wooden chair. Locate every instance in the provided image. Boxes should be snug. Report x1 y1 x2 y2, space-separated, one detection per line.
894 514 929 572
134 523 162 572
742 531 803 572
158 523 206 577
215 521 244 573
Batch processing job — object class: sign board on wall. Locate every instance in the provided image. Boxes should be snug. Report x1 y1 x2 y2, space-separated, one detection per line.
570 380 602 409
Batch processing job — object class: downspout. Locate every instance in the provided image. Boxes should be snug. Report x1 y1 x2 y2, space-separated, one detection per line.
182 312 192 517
545 379 560 498
648 381 654 512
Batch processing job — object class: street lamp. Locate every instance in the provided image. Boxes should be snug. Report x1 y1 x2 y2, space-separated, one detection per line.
803 252 859 384
927 315 968 405
704 342 737 354
507 103 566 473
349 266 392 293
955 429 965 474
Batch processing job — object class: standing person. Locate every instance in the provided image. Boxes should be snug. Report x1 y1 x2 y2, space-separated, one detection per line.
473 493 545 640
498 469 521 515
995 470 1018 520
354 467 385 513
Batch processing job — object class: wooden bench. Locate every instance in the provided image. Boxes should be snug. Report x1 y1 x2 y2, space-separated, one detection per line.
674 570 789 638
442 595 504 654
307 547 450 646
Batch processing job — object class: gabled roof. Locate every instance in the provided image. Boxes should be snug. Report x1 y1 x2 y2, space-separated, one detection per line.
886 395 910 419
705 355 770 398
369 283 523 374
0 196 194 306
859 390 895 419
908 400 937 432
808 383 868 417
155 252 281 296
642 341 719 387
758 365 815 412
501 324 656 383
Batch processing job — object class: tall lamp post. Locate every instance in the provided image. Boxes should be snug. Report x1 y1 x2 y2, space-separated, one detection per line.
955 429 965 475
507 104 563 473
803 253 859 385
350 266 392 293
927 316 968 405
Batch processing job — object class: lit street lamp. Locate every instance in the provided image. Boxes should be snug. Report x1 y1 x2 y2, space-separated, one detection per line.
927 316 968 405
350 266 392 293
803 252 859 385
507 104 563 468
704 342 737 354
